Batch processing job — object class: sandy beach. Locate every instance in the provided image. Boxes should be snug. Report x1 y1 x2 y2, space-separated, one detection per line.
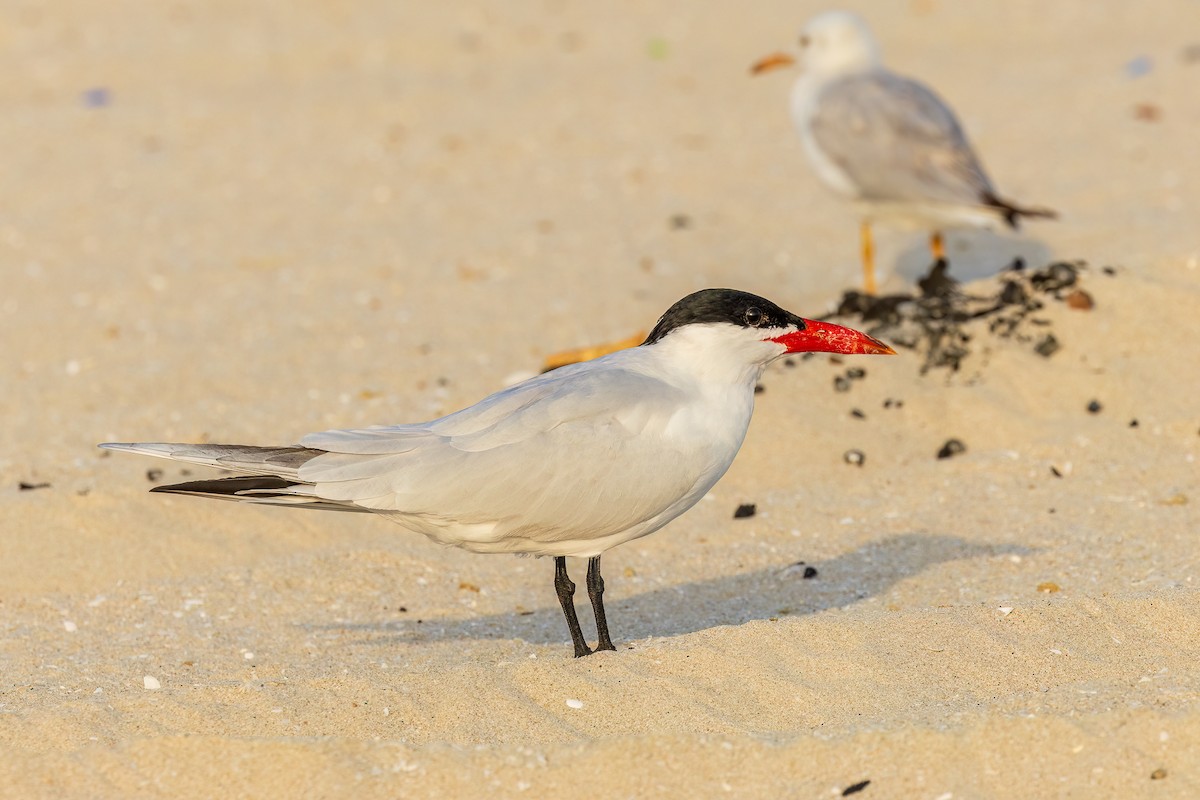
2 1 1198 796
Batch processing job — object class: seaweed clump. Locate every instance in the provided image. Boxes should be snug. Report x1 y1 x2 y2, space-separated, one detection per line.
828 260 1088 374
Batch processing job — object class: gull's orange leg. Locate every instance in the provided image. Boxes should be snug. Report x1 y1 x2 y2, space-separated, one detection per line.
541 330 647 372
860 220 878 295
930 231 946 262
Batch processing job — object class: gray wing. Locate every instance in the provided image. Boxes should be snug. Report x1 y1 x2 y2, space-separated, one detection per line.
296 365 710 548
810 70 996 206
98 442 322 477
104 359 730 551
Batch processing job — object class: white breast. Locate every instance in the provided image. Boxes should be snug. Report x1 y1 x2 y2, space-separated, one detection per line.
790 74 860 199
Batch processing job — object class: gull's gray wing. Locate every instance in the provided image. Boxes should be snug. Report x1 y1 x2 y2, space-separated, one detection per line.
810 70 996 206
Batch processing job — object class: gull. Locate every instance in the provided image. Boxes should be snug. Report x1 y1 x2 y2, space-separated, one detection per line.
101 288 895 657
752 10 1055 294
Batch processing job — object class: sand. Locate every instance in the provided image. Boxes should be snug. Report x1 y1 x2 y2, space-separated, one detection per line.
1 0 1198 797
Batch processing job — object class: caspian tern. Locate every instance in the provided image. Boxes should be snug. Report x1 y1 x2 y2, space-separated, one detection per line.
101 288 895 657
751 11 1055 293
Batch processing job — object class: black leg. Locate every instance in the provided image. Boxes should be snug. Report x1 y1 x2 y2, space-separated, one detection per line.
587 556 617 652
554 556 592 658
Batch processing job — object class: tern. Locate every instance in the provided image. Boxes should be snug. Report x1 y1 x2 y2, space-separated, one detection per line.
101 289 895 657
752 10 1055 294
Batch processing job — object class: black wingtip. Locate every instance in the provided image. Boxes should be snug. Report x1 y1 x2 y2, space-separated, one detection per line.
982 192 1058 230
150 476 295 496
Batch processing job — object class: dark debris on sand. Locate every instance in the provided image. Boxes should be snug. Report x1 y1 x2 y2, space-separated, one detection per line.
936 438 967 460
842 779 871 796
828 261 1091 374
733 503 757 519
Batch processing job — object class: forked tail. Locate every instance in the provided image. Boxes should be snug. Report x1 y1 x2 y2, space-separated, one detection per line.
99 442 364 512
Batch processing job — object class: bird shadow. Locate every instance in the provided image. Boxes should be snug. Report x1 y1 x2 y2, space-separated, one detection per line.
306 532 1032 649
894 231 1054 285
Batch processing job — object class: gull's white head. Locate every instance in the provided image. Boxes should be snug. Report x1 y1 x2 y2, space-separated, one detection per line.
797 10 880 77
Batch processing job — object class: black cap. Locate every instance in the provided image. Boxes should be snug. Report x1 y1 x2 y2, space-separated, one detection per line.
643 289 806 345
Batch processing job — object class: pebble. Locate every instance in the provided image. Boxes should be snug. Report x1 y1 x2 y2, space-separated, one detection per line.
936 439 966 460
1032 262 1080 292
842 779 871 796
1034 334 1060 358
565 698 584 709
143 676 161 690
63 620 77 633
1086 400 1102 414
82 87 112 108
733 503 757 519
998 607 1014 617
1066 289 1095 310
999 280 1027 306
1151 768 1167 780
843 449 865 467
1037 582 1061 593
1125 55 1154 78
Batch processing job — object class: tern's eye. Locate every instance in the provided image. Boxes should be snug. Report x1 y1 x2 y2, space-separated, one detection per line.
744 307 766 327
